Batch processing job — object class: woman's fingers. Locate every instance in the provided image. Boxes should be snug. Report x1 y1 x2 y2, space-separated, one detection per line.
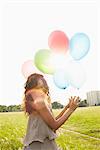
69 96 81 104
73 96 76 100
75 96 80 102
68 96 81 111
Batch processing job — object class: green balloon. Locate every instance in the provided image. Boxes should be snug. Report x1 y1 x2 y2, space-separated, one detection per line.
34 49 55 74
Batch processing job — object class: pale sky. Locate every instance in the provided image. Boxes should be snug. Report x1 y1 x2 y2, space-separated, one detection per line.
0 0 100 106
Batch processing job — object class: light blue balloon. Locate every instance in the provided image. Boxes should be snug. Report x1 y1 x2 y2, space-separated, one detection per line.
53 70 69 89
70 33 90 60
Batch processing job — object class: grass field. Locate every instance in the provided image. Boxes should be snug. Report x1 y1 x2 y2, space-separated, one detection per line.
55 106 100 150
0 106 100 150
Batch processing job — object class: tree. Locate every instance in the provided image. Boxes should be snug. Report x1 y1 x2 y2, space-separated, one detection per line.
79 99 88 107
52 101 64 109
0 105 8 112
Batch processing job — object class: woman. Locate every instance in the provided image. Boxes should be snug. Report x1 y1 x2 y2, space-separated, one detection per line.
23 73 80 150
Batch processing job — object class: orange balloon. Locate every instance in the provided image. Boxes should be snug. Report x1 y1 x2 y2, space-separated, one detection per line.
48 30 69 54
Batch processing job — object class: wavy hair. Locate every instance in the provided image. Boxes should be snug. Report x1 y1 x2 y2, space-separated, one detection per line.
22 73 51 115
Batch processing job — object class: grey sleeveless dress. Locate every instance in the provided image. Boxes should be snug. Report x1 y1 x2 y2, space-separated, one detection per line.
23 109 60 150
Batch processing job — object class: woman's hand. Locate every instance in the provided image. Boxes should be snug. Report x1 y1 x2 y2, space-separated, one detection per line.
68 96 80 111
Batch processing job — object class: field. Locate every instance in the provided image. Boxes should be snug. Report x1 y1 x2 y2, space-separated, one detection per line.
0 106 100 150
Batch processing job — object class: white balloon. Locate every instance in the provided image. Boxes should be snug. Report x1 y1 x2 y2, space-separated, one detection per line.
53 69 69 89
65 61 86 89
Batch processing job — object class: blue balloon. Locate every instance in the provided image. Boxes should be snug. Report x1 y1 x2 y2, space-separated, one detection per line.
70 33 90 60
53 70 69 89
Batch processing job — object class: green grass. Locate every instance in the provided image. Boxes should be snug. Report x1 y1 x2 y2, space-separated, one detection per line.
0 112 27 150
56 131 100 150
58 106 100 138
0 106 100 150
54 106 100 150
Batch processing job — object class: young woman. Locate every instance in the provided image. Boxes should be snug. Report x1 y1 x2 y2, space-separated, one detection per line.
23 73 80 150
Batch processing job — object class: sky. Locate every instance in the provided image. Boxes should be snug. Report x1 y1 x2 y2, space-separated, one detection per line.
0 0 100 106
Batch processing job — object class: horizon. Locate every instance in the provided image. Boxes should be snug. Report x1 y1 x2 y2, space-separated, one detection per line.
1 89 100 107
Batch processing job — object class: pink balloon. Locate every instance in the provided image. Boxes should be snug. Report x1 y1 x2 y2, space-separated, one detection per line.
48 30 69 53
21 60 35 78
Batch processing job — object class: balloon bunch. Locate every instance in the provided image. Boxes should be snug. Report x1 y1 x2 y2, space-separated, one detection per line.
22 30 90 90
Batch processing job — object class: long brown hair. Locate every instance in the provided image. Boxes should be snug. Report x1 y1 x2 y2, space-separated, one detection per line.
22 73 50 115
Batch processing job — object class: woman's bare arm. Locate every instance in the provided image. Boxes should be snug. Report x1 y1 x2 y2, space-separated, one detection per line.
55 104 69 120
31 92 79 131
55 97 78 120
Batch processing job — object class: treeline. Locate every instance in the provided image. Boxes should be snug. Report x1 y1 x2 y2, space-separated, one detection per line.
78 99 100 107
0 105 22 112
0 102 64 112
0 100 92 112
52 99 89 109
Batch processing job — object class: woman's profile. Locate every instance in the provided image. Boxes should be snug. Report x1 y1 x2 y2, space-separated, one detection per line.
22 73 80 150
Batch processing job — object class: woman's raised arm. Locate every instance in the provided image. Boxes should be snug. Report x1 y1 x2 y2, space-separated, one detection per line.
55 103 69 120
31 92 80 131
